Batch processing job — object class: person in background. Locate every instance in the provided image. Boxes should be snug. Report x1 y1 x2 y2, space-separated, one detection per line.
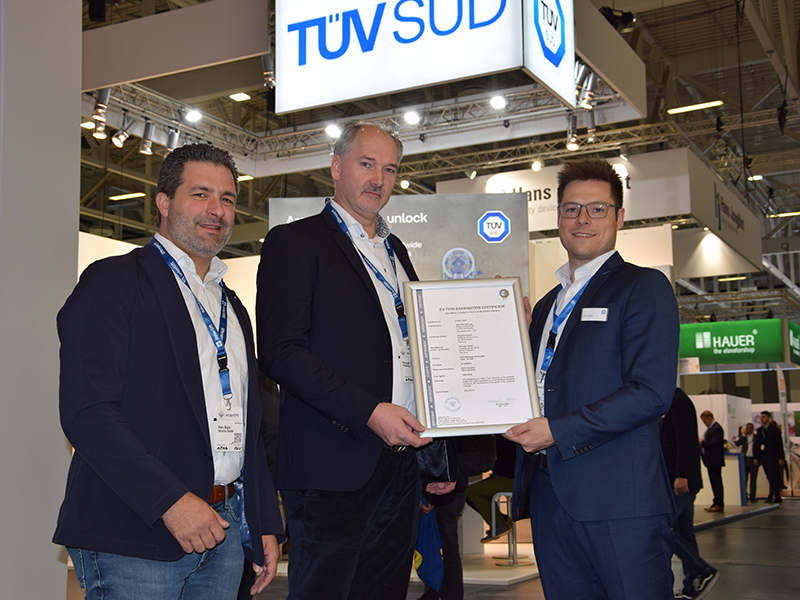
466 435 516 542
699 410 725 513
732 422 757 502
754 411 786 504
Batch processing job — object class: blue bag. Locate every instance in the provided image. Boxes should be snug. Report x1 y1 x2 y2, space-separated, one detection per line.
414 498 444 592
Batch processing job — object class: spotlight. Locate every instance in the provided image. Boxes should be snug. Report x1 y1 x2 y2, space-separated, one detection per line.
574 60 589 97
166 128 181 154
490 96 507 110
400 179 410 189
578 72 597 110
262 52 276 89
469 170 477 180
566 112 579 151
111 112 132 148
80 121 96 130
230 92 251 102
139 119 154 155
92 88 111 122
747 174 763 181
531 160 542 172
419 133 427 142
185 133 194 145
92 121 107 140
619 143 629 161
325 124 341 138
404 111 420 125
185 109 203 122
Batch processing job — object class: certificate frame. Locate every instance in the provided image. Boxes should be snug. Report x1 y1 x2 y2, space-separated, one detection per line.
404 277 541 438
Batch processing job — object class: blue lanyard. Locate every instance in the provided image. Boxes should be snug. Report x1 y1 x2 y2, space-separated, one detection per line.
150 239 233 405
540 280 591 375
326 200 408 339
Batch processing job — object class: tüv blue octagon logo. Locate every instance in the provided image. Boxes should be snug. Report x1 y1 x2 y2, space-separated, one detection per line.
534 0 566 68
478 211 511 244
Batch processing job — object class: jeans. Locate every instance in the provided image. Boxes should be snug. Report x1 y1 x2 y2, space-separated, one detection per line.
465 474 514 530
69 493 244 600
672 490 712 592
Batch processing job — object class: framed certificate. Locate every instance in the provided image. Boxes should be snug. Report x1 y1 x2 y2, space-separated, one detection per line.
404 277 540 437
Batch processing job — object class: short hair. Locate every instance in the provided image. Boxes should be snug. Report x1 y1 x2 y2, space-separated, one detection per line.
700 410 714 420
556 158 623 207
333 120 404 163
155 144 239 225
761 410 772 418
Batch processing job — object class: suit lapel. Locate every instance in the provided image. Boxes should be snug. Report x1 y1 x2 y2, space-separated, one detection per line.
139 243 211 449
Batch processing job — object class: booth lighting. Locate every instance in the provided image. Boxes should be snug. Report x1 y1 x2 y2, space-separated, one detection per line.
613 163 628 180
404 111 420 125
400 179 410 189
109 192 146 201
139 119 154 155
531 160 542 172
230 92 251 102
718 276 746 282
703 227 709 231
671 224 678 229
469 170 477 180
574 60 589 97
185 133 194 145
747 174 763 181
185 109 203 122
166 128 181 154
92 88 111 122
81 121 96 129
490 96 507 110
578 72 597 110
768 210 800 218
566 112 579 151
325 124 341 138
111 112 133 148
587 110 597 143
619 143 629 161
566 135 580 151
667 100 723 115
92 121 107 140
237 174 254 182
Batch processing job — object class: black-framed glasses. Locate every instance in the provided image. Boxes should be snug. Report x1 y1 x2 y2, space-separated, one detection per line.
557 202 619 219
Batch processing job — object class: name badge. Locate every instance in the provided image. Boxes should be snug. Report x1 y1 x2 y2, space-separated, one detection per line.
582 307 608 322
213 406 244 452
401 343 413 383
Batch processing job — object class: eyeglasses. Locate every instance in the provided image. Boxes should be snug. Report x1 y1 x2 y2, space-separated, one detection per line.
557 202 619 219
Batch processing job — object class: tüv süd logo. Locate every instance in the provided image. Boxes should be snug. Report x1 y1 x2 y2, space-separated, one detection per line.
287 0 509 66
534 0 566 68
477 211 511 243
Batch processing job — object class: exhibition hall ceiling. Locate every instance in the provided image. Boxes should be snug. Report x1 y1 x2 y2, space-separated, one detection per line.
79 0 800 318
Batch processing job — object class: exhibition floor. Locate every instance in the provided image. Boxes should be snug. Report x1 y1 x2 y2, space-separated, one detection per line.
64 498 799 599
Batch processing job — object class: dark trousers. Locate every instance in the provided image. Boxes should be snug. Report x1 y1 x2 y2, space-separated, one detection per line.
707 466 724 507
672 491 712 593
763 461 783 500
529 466 673 600
419 472 469 600
282 448 420 600
744 457 758 499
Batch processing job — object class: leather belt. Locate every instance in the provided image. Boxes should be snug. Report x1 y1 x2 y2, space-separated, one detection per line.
209 483 236 504
534 453 548 468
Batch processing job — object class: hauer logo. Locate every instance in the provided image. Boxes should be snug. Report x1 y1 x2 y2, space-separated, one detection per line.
287 1 509 66
477 211 511 243
696 329 757 356
790 328 800 353
534 0 566 68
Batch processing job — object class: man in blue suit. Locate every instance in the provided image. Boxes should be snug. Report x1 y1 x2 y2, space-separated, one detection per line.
507 159 679 599
54 145 283 599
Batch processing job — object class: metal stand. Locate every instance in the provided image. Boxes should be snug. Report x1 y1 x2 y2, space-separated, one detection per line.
490 492 534 567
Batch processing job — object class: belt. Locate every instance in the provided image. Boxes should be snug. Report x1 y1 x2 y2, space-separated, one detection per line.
209 483 236 504
534 453 548 468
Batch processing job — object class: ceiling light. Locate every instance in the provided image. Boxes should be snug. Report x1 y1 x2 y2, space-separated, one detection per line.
574 60 589 97
704 227 709 231
578 72 597 110
91 88 111 122
111 112 133 148
619 143 629 161
586 110 597 143
469 170 477 179
139 119 154 155
166 128 180 154
671 224 678 229
404 111 420 125
185 133 194 145
81 121 96 129
237 174 254 182
747 174 763 181
531 160 542 172
667 100 724 115
92 121 107 140
718 276 746 282
419 133 427 142
566 111 579 151
400 179 410 189
613 163 628 180
109 192 146 201
768 210 800 218
230 92 251 102
567 136 580 151
185 109 203 122
490 96 507 110
325 124 341 138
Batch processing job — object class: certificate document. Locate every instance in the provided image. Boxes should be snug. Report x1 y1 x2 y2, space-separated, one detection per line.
404 278 540 437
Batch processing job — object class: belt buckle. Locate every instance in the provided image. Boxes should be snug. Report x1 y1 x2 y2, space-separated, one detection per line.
391 445 407 452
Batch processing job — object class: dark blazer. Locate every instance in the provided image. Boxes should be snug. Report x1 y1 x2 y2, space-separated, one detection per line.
512 252 679 521
700 421 725 469
53 243 283 562
257 209 418 492
660 389 703 492
754 422 785 463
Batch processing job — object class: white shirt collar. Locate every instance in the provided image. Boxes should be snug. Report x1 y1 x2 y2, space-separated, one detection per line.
555 249 617 290
153 233 227 284
330 199 392 241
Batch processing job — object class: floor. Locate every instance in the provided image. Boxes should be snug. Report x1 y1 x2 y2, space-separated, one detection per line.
65 498 800 599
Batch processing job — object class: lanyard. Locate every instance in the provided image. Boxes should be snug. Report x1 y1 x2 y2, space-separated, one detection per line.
150 239 233 407
326 200 408 340
539 280 591 376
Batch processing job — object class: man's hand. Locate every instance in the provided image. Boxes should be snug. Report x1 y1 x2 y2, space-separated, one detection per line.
426 481 456 495
367 403 431 448
779 459 785 466
504 418 554 453
250 535 279 595
753 459 759 467
674 477 690 495
162 492 229 554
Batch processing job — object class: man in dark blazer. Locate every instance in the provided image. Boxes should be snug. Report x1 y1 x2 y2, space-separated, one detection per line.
257 120 453 599
754 411 786 503
54 145 283 599
732 422 757 501
661 390 718 599
699 410 725 511
506 159 680 600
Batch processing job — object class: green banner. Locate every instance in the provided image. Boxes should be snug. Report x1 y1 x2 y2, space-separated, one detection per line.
788 320 800 367
679 319 784 365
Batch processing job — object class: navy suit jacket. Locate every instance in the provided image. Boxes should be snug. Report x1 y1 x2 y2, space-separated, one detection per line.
53 243 283 562
512 252 679 522
701 421 725 469
257 209 418 492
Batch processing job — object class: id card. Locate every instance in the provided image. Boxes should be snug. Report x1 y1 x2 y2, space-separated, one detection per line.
213 406 244 452
401 343 413 383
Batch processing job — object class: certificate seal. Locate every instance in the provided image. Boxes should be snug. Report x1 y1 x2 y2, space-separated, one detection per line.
499 289 509 298
444 396 461 412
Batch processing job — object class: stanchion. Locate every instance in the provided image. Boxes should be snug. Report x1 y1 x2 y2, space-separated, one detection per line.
490 492 534 567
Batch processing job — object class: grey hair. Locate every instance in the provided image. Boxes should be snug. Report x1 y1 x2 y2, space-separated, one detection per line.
333 120 404 163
